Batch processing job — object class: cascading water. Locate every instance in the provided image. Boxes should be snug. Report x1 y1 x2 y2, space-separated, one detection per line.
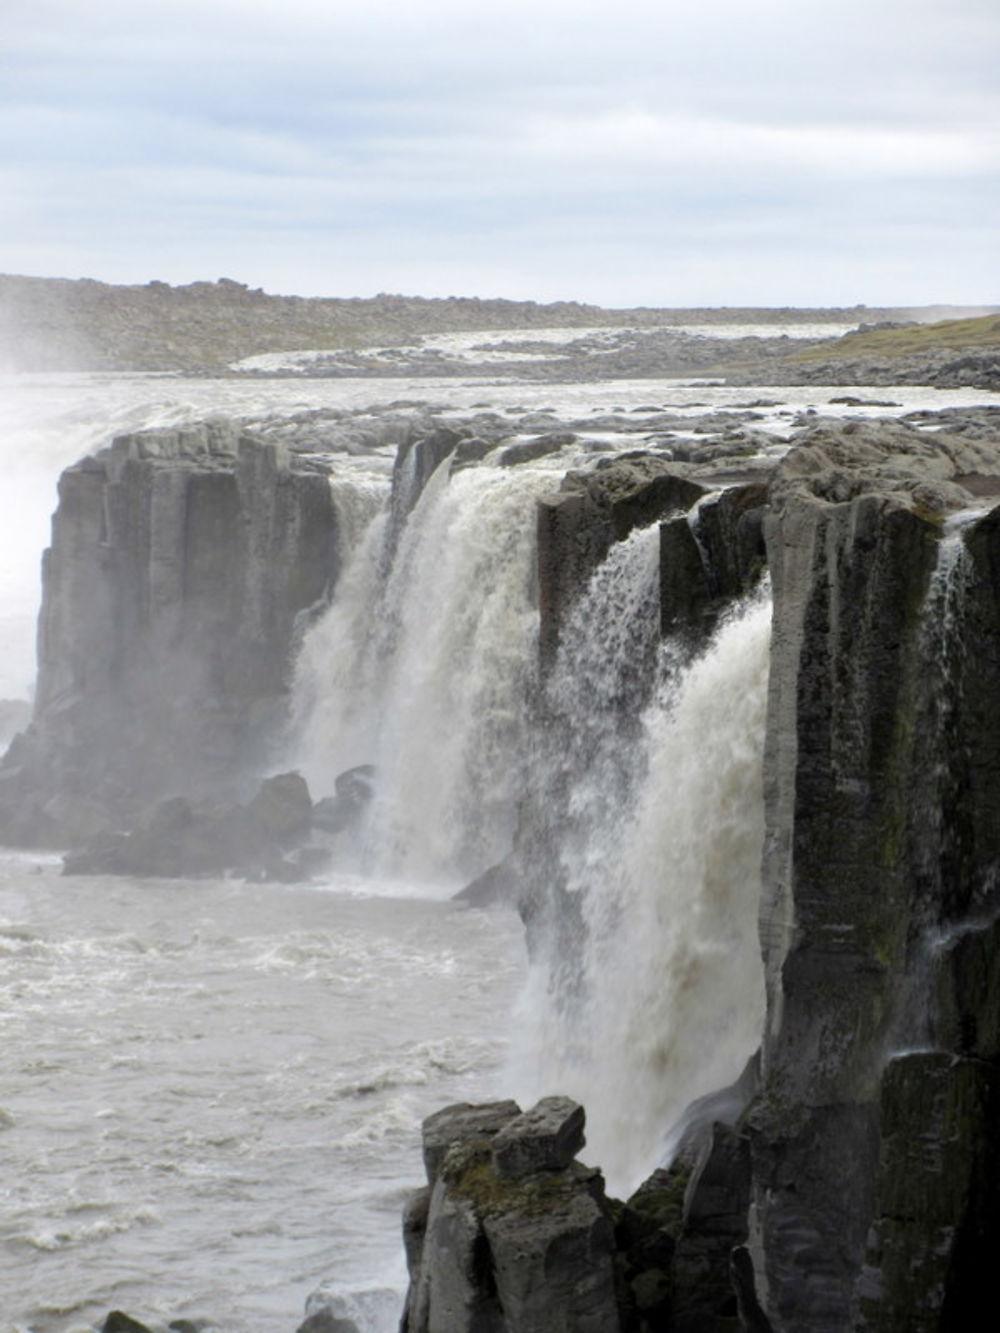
893 510 980 1053
292 457 558 884
541 523 664 896
296 456 772 1193
515 577 771 1195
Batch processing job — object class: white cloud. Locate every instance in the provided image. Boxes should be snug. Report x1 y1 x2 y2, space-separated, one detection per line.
0 0 997 303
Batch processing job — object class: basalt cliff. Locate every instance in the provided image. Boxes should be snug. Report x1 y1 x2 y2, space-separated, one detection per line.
4 401 1000 1330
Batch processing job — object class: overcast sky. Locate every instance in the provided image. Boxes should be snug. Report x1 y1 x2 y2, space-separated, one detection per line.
2 0 998 306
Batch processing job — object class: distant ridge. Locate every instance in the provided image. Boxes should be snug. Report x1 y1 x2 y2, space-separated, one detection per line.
4 273 991 373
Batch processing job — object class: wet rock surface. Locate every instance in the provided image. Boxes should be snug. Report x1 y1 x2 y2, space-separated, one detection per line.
62 771 322 880
402 1097 621 1333
403 1098 766 1333
746 418 1000 1330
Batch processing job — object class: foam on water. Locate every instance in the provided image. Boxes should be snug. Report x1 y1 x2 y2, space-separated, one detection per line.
0 865 524 1332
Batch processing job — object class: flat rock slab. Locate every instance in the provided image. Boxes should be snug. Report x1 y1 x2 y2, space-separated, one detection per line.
492 1096 586 1178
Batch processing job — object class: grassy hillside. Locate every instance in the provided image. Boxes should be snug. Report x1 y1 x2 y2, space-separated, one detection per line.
794 313 1000 362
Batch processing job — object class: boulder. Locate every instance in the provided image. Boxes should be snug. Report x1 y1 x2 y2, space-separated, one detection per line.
312 765 376 835
63 772 322 880
294 1311 360 1333
492 1097 586 1178
422 1100 522 1187
499 432 577 467
453 857 518 907
102 1316 153 1333
244 771 313 844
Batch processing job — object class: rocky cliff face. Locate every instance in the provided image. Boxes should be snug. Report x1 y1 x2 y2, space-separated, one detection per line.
6 397 1000 1327
436 408 1000 1330
750 420 1000 1331
0 422 337 844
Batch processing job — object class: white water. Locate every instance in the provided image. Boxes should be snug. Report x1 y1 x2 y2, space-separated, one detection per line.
292 458 556 884
540 524 664 896
515 591 771 1194
0 861 524 1333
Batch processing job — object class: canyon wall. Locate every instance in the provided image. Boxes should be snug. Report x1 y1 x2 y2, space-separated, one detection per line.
5 404 1000 1328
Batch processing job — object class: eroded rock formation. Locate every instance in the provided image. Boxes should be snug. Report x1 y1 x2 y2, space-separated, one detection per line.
0 422 337 844
419 407 1000 1330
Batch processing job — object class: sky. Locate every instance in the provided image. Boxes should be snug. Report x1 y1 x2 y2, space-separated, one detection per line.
2 0 998 307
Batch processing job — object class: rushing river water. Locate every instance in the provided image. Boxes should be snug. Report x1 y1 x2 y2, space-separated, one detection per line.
1 356 997 1333
1 858 524 1333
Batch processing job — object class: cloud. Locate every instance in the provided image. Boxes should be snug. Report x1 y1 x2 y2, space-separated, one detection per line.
1 0 998 303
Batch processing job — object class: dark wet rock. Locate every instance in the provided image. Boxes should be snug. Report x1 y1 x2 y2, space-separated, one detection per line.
670 1124 751 1333
453 857 518 907
295 1310 361 1333
857 1053 1000 1332
403 1097 620 1333
492 1096 586 1178
0 424 338 846
659 482 768 652
741 422 1000 1331
312 764 376 834
453 435 497 466
403 1186 432 1275
614 1165 687 1332
499 431 577 467
102 1316 154 1333
422 1100 522 1187
245 771 313 843
828 396 901 407
63 771 323 880
729 1247 772 1333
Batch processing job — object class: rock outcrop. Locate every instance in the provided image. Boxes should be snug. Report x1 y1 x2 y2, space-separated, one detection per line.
745 416 1000 1331
62 771 324 881
415 407 1000 1332
401 1098 773 1333
0 422 338 845
401 1098 621 1333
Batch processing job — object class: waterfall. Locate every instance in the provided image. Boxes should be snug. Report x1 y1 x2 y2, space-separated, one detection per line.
892 511 979 1054
915 514 975 864
515 584 771 1196
293 454 771 1194
292 458 557 885
291 474 391 792
542 523 663 897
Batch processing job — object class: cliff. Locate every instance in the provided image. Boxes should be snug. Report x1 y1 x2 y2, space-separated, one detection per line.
0 422 338 844
431 408 1000 1329
6 399 1000 1328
